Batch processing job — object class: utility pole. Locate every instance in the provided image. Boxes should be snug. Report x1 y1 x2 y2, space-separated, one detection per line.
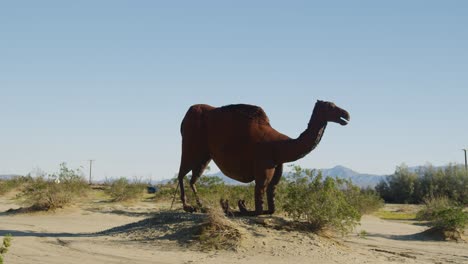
88 160 95 185
463 149 467 175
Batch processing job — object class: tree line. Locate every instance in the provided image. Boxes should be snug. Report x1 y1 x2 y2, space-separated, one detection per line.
375 164 468 205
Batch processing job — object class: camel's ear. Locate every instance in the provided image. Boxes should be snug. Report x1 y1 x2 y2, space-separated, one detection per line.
317 100 323 103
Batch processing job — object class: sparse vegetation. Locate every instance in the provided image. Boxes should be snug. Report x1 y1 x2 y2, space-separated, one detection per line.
0 234 12 264
21 163 89 211
107 178 146 202
0 176 31 196
159 165 384 236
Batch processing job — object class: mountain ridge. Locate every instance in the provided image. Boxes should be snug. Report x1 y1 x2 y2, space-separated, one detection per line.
209 165 388 188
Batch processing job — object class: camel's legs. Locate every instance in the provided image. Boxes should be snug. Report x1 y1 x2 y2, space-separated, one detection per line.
254 182 267 215
177 143 210 213
236 181 268 216
235 166 275 216
177 160 193 212
266 164 283 214
189 158 211 209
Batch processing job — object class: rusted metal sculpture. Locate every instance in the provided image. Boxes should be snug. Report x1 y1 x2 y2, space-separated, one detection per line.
177 100 350 216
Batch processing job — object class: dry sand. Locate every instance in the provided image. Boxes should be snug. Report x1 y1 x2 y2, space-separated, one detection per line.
0 195 467 264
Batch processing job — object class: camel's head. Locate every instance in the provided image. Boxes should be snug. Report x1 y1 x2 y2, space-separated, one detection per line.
315 100 350 126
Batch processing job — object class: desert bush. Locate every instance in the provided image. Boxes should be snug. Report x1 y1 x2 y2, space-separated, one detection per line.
417 196 467 234
416 196 467 241
430 207 468 231
282 166 361 235
344 186 384 214
21 163 89 211
416 196 452 221
196 208 242 250
0 234 12 264
107 178 145 202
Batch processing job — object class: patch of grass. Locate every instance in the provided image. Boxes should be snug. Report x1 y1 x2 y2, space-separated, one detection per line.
0 234 12 264
106 178 145 202
373 210 417 220
196 208 242 251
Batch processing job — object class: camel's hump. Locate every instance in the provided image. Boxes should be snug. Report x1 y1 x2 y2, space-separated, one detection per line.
218 104 270 124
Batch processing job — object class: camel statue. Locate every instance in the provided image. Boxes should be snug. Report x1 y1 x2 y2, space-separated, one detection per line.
177 100 350 216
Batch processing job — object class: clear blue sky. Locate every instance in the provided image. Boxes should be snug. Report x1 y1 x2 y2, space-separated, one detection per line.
1 1 467 180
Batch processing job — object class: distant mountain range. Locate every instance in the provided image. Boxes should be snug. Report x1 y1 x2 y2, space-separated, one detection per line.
208 165 388 188
90 166 390 187
311 165 388 188
0 175 20 180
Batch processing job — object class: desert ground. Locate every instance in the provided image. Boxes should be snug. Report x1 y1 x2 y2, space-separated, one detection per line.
0 190 467 264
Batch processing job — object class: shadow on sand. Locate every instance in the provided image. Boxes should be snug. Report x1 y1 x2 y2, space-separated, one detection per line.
85 208 157 218
0 211 207 246
365 228 465 242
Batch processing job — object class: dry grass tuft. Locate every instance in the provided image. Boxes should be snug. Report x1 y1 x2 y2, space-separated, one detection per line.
196 207 242 251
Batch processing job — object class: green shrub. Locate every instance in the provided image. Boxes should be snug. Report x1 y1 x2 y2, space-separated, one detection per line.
417 196 467 234
21 163 89 211
107 178 145 202
344 185 384 214
431 207 468 231
282 166 361 235
416 196 451 221
0 234 12 264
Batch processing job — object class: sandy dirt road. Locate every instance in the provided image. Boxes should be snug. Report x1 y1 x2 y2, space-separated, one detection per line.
0 196 467 264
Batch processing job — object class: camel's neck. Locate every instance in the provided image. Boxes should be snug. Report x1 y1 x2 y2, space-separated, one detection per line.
272 112 327 164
